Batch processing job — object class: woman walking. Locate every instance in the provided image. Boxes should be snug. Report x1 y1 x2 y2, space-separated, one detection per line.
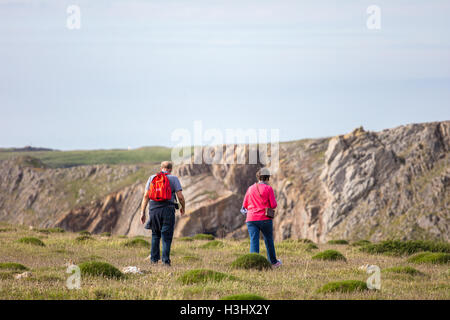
242 168 282 268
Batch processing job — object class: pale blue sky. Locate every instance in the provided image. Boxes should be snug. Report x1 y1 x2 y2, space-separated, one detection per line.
0 0 449 150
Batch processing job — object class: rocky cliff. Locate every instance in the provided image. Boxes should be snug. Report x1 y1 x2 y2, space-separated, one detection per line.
0 121 448 242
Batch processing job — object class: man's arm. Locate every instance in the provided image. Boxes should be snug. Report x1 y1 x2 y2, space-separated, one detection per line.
176 190 185 215
140 176 153 224
140 191 149 224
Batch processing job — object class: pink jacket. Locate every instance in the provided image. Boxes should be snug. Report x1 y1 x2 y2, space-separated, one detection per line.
242 182 277 222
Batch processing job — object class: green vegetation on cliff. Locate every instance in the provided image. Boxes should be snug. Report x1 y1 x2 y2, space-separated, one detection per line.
0 146 172 168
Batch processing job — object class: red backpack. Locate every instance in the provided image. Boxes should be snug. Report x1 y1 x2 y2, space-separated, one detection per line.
148 172 172 201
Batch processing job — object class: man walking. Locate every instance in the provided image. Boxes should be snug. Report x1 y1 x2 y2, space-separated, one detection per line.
140 161 185 266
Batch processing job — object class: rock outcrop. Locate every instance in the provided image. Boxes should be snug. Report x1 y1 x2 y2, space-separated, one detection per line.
0 121 448 242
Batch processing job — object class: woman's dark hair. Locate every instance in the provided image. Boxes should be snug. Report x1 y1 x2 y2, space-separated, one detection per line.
256 168 270 182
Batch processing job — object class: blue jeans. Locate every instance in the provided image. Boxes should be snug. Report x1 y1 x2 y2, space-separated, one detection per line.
147 206 175 265
246 220 277 264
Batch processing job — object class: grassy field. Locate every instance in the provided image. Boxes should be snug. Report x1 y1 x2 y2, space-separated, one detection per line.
0 147 172 168
0 223 449 300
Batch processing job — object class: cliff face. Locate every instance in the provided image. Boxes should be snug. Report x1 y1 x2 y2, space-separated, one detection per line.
0 121 448 242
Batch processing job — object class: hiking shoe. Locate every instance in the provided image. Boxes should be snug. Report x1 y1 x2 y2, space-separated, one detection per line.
272 259 282 268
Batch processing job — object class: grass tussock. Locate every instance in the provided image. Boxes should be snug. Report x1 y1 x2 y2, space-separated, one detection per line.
0 262 28 271
78 230 91 236
361 240 450 256
231 253 272 270
178 237 194 242
200 240 224 249
79 261 123 279
312 250 346 261
351 240 371 247
317 280 368 294
178 269 235 285
123 238 150 248
221 294 266 300
100 232 111 237
383 266 423 276
192 234 215 241
75 235 95 242
306 243 318 251
327 240 349 245
407 252 450 265
18 237 45 246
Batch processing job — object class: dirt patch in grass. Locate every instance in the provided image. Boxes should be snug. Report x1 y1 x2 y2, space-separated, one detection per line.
178 269 235 285
312 250 346 261
231 253 272 270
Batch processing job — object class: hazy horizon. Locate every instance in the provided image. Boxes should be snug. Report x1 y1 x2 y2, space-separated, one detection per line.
2 119 448 152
